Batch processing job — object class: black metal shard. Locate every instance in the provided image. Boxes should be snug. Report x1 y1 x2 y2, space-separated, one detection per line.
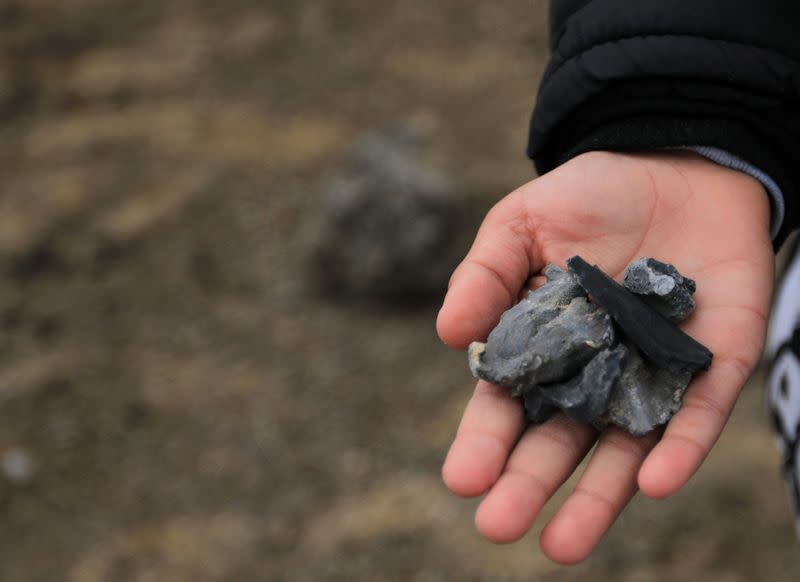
566 256 712 374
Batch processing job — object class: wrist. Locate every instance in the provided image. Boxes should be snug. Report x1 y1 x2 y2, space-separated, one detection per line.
684 146 784 241
666 151 772 247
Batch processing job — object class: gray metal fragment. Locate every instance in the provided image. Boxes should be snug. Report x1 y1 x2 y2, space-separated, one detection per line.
598 343 692 437
469 296 615 395
468 267 586 390
540 345 628 424
524 263 586 325
624 257 696 323
544 263 581 285
466 257 707 436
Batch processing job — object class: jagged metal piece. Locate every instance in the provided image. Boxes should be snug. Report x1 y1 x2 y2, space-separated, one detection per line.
597 343 692 436
469 297 616 395
538 344 629 424
469 265 614 396
467 264 586 393
624 257 696 323
566 256 712 374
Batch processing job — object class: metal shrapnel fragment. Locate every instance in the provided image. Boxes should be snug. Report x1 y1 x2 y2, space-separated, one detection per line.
597 343 692 436
624 257 696 323
468 296 615 396
566 256 712 374
538 344 628 424
465 257 711 437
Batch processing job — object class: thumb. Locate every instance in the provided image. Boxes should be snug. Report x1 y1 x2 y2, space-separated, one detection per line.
437 189 543 349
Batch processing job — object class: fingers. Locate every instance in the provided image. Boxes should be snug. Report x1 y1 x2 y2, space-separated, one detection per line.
437 190 542 349
442 380 526 497
638 306 765 499
637 356 748 498
540 428 658 565
474 414 596 543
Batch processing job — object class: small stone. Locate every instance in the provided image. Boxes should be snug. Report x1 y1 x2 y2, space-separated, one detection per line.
624 258 696 322
1 447 37 485
469 296 615 395
311 125 458 301
539 344 628 424
598 344 692 436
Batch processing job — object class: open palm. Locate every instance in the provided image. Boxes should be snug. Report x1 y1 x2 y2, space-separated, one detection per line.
437 151 774 564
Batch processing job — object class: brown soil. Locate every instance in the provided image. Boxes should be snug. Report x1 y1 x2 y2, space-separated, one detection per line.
0 1 797 580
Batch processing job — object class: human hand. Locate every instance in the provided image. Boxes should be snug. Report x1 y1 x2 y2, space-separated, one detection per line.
437 151 774 564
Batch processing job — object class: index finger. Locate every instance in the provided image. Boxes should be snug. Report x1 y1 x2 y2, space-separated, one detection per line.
442 380 525 497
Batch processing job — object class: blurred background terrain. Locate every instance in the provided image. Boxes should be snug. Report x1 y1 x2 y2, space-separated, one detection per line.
0 0 798 580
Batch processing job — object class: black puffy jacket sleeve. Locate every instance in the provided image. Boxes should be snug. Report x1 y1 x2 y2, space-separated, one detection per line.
528 0 800 247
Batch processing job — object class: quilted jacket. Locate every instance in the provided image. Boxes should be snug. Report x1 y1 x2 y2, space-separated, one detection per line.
528 0 800 246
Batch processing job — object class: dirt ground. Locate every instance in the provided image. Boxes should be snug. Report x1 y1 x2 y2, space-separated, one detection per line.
0 1 798 580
